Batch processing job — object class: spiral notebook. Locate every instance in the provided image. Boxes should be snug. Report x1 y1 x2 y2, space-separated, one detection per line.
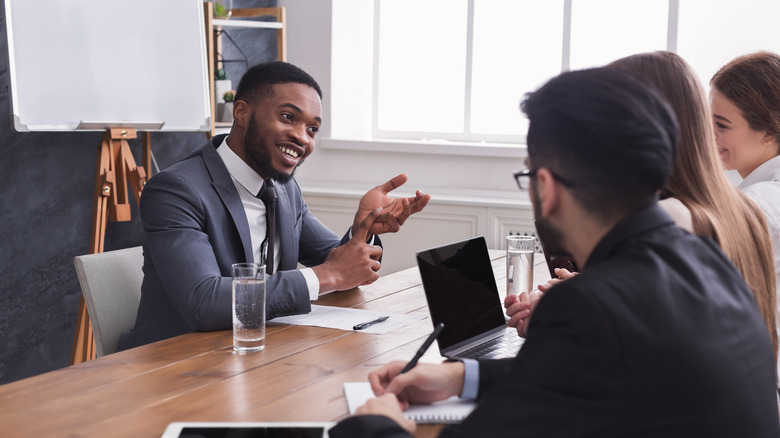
344 382 475 424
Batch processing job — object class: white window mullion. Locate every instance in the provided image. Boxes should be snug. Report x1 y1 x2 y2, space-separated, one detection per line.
667 0 679 52
370 0 381 140
562 0 572 72
463 0 475 136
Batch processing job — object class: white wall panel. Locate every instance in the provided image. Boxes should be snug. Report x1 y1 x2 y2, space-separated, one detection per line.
304 191 534 275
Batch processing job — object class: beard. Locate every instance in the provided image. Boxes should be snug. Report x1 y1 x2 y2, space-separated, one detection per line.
531 183 568 259
242 115 303 184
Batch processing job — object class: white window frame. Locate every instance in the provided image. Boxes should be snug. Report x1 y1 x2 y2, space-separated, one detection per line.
369 0 680 145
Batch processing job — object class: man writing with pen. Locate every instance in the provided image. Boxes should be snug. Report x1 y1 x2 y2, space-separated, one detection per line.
329 68 779 436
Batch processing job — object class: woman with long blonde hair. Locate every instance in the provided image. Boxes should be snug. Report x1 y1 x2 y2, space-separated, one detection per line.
608 51 777 364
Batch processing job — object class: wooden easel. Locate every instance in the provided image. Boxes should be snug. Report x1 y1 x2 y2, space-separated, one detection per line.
70 128 149 365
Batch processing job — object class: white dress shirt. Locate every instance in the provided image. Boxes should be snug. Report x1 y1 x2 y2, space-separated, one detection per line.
216 138 320 300
659 197 693 233
739 154 780 387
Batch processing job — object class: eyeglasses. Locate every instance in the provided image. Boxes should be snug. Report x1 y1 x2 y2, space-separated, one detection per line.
513 168 574 191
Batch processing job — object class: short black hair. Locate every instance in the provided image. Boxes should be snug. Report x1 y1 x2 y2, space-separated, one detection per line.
234 61 322 105
521 67 679 221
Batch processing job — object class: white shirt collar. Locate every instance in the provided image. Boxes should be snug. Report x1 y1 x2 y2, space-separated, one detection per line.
738 154 780 189
216 136 266 195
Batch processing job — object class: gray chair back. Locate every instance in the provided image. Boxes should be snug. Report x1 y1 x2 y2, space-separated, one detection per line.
73 246 143 357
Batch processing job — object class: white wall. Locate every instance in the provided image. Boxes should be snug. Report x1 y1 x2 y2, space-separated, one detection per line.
280 0 534 273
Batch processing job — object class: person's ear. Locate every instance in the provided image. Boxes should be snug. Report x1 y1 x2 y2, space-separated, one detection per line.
534 168 560 218
233 100 251 128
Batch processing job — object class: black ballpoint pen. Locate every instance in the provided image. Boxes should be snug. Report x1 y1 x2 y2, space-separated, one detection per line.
353 316 389 331
400 323 445 374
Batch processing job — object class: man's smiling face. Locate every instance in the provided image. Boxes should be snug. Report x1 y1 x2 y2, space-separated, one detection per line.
242 82 322 182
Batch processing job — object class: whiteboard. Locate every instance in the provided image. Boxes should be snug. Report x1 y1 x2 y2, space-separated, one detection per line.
4 0 211 132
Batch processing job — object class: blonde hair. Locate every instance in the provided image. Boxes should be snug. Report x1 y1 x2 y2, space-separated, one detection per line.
611 51 778 358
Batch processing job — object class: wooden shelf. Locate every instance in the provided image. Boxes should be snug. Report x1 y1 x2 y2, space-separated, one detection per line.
212 18 283 29
204 3 287 138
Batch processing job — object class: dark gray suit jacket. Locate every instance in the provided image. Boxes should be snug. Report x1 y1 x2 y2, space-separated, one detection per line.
119 135 367 350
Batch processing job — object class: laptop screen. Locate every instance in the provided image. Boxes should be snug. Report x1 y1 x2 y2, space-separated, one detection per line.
416 237 508 351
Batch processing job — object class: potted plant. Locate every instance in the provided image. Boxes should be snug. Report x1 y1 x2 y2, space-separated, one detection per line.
213 1 231 19
215 68 232 104
218 90 236 123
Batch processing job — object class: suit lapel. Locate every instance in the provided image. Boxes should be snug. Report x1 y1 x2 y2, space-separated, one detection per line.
201 137 254 264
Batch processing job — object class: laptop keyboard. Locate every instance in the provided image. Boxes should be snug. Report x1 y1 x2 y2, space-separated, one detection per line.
457 331 524 360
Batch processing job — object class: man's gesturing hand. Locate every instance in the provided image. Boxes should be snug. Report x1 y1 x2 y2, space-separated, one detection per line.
353 174 431 236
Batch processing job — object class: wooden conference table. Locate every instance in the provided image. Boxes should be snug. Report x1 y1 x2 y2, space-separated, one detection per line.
0 250 551 438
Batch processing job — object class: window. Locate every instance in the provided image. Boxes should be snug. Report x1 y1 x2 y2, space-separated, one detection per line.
676 0 780 86
469 1 562 137
376 0 468 135
330 0 780 147
568 0 668 70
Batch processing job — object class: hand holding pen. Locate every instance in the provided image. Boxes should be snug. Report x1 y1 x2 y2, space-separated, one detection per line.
368 323 458 405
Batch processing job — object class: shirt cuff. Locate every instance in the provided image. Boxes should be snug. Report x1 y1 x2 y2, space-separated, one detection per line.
300 267 320 301
348 227 375 245
460 358 480 400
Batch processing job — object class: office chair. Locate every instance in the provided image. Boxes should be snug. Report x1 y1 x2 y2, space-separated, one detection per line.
73 246 143 357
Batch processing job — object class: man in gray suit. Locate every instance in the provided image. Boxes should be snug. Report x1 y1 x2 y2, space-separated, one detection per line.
119 62 430 350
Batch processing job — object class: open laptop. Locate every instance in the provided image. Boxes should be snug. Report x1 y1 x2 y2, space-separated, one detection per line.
416 236 524 360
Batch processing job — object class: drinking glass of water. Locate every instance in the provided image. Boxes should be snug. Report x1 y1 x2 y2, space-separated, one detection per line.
506 235 535 298
232 262 266 353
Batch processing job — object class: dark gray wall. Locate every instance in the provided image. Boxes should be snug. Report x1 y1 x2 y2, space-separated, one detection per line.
0 0 276 384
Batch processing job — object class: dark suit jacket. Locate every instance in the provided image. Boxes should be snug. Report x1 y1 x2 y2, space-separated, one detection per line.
119 135 373 350
331 205 780 437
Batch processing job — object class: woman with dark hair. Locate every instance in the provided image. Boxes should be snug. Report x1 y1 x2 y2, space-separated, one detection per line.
711 51 780 383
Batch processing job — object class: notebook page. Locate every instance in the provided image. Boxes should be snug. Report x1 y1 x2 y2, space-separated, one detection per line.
344 382 475 425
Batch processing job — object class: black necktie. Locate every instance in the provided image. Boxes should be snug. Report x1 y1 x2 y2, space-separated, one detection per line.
257 179 276 275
